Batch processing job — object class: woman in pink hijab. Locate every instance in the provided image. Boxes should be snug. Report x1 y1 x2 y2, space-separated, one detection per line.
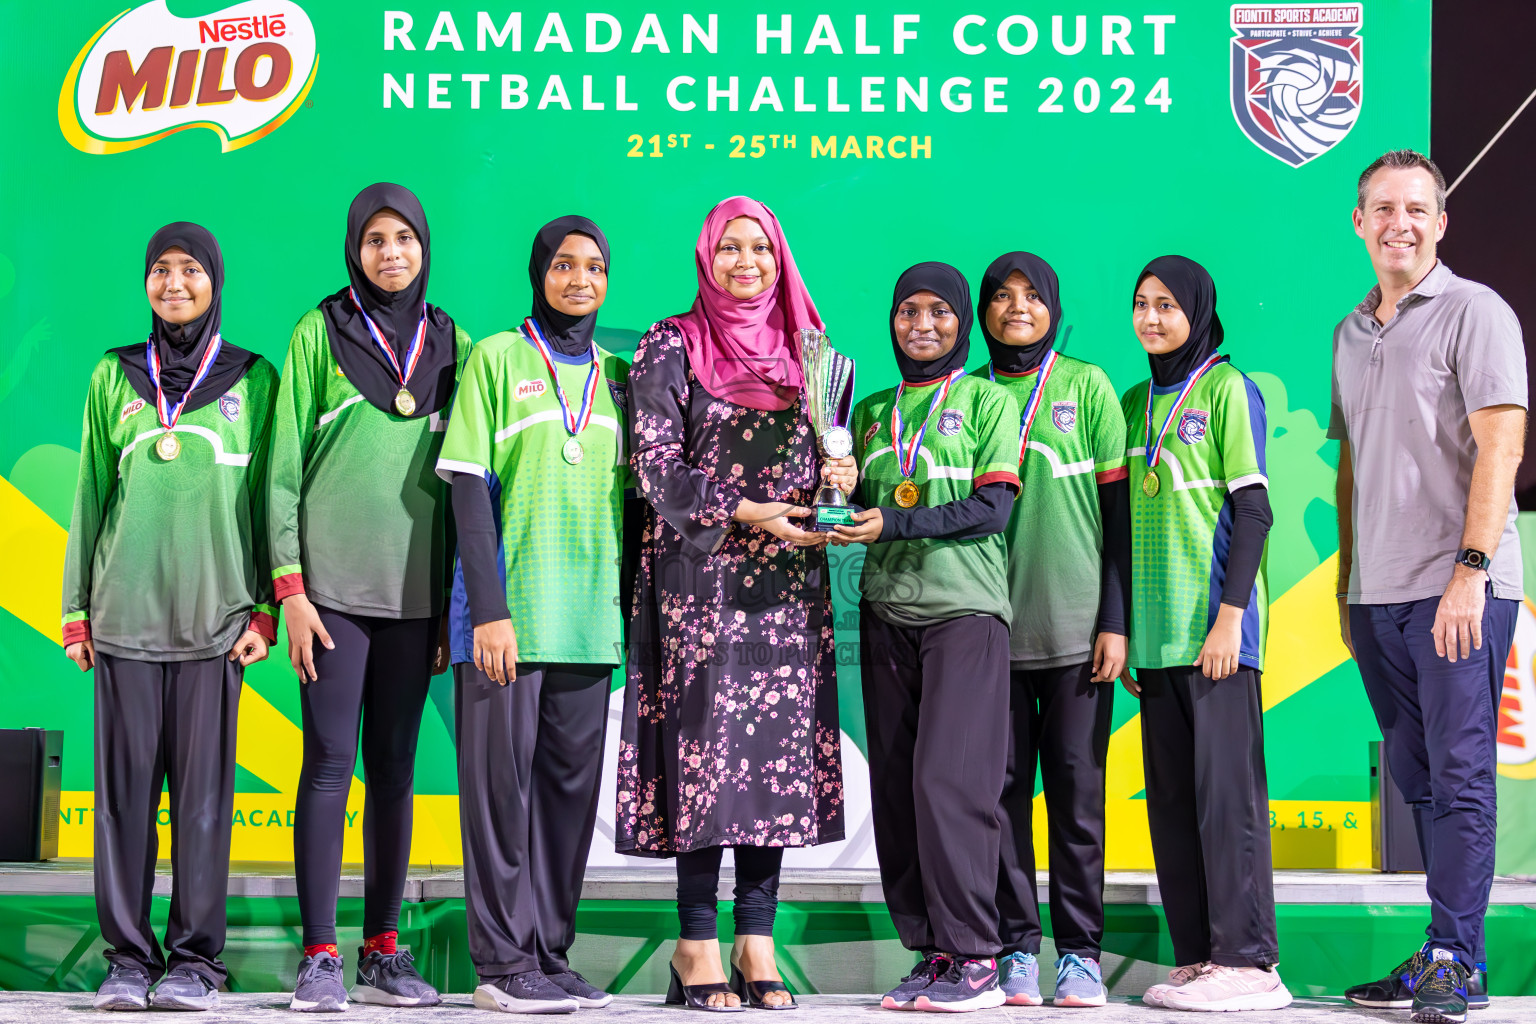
617 198 850 1010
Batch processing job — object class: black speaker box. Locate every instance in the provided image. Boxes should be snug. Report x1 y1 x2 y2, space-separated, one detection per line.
1370 739 1425 873
0 728 63 861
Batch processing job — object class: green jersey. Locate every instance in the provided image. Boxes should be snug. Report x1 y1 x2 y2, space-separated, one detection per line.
62 354 279 661
437 327 631 664
1121 360 1269 671
267 309 470 618
852 372 1021 624
976 355 1127 666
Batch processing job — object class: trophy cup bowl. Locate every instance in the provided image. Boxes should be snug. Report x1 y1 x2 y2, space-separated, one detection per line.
798 329 857 533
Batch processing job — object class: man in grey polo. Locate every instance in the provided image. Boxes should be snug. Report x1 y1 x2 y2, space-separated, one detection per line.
1332 149 1526 1024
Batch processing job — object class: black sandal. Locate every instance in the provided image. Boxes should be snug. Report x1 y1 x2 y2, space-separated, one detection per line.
729 962 799 1010
667 963 746 1012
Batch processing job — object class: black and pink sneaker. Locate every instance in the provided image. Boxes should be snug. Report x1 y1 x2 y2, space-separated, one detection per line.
881 953 951 1010
914 957 1005 1012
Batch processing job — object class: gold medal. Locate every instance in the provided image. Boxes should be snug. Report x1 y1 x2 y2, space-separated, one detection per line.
561 437 585 465
155 431 181 461
1142 470 1160 498
394 388 416 417
894 479 920 508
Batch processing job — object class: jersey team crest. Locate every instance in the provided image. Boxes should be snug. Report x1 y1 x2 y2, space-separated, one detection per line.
219 393 241 421
1230 4 1363 167
1051 401 1077 433
937 409 964 436
1178 409 1209 445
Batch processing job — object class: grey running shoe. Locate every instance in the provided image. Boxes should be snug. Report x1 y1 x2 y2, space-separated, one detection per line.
473 971 580 1014
545 969 613 1009
881 953 951 1010
999 952 1041 1006
290 951 348 1012
352 949 441 1007
1053 955 1106 1008
914 957 1005 1012
93 961 150 1011
150 965 220 1011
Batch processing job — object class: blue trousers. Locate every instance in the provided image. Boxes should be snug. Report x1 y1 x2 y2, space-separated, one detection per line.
1350 593 1517 965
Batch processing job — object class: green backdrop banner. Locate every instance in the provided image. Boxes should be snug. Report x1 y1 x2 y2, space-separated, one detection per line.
10 1 1531 876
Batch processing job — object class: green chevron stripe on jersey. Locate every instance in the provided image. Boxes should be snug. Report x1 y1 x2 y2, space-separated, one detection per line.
437 328 631 664
853 373 1020 623
62 354 279 661
977 355 1127 666
268 309 470 619
1120 362 1269 672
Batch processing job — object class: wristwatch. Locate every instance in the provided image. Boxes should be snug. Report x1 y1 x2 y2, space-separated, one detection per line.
1456 548 1493 573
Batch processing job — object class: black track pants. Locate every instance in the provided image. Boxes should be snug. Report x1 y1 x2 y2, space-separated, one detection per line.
1138 665 1279 968
860 608 1011 958
455 661 611 978
995 660 1113 960
294 607 437 947
93 651 241 985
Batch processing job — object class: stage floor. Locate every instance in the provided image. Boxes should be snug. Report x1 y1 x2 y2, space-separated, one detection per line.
1 992 1534 1022
5 862 1535 905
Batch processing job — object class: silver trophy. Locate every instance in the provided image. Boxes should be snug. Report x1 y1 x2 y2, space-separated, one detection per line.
798 328 858 532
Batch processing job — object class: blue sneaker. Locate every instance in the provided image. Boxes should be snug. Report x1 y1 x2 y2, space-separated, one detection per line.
999 952 1041 1006
1053 955 1106 1007
1411 952 1470 1024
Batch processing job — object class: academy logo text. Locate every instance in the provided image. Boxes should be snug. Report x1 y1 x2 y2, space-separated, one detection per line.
59 0 317 155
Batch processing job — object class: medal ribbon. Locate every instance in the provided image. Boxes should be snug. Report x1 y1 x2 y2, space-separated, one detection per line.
990 350 1059 464
1143 353 1225 469
891 369 964 478
145 331 224 431
349 286 427 393
525 318 600 436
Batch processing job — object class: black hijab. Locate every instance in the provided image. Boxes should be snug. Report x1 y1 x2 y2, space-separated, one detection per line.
980 251 1062 374
114 222 256 413
529 215 610 357
889 262 973 383
319 183 458 417
1136 255 1225 387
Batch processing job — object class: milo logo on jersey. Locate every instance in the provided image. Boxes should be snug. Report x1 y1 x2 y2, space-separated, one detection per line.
516 379 547 402
1498 601 1536 780
59 0 317 155
1230 4 1363 166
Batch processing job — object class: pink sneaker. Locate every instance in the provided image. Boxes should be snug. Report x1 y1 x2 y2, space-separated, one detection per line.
1160 964 1292 1012
1143 964 1208 1007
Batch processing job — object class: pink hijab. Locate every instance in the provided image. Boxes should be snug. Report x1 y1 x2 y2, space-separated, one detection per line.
672 196 823 412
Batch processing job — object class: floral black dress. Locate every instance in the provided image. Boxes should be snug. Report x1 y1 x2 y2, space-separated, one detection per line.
615 321 844 855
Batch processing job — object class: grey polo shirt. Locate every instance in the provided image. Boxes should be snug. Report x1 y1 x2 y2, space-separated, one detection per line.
1329 261 1526 604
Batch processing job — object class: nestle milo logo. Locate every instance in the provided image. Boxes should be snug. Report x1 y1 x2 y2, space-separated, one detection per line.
59 1 317 155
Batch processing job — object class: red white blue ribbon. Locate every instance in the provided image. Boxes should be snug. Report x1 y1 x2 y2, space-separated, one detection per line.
892 369 964 478
524 318 600 436
145 331 224 431
990 350 1059 464
1143 353 1225 469
349 286 426 393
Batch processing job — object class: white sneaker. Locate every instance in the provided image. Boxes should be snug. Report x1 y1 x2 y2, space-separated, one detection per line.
1144 963 1208 1007
1160 965 1293 1012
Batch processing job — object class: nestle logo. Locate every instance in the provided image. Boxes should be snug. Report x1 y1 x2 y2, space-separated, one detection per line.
60 1 317 156
198 14 287 44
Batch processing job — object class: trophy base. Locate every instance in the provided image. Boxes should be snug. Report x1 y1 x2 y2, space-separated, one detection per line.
811 484 853 533
813 504 856 532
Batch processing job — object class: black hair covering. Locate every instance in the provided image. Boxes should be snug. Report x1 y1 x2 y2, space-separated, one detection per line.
529 215 610 356
1136 255 1225 388
979 251 1061 374
114 222 256 412
318 182 458 417
889 262 973 383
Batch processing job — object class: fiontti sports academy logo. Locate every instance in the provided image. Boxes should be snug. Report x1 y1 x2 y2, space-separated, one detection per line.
1498 601 1536 780
1230 4 1362 167
59 1 317 155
